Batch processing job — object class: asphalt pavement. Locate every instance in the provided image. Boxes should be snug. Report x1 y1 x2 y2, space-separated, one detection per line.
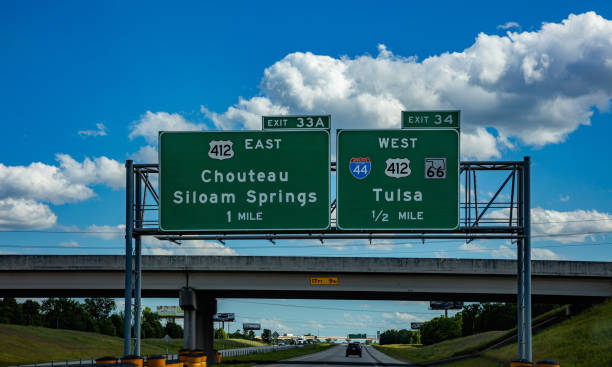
254 344 417 367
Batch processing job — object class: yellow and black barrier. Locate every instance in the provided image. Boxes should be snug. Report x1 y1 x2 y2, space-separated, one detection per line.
510 360 534 367
96 357 118 365
145 355 166 367
121 355 144 367
536 360 560 367
182 353 206 367
165 359 183 367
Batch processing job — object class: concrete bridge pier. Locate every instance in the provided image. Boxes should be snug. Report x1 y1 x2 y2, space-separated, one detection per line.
179 287 197 350
180 287 218 364
195 295 217 364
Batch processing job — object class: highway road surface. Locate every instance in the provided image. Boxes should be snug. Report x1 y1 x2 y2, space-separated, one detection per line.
255 344 414 366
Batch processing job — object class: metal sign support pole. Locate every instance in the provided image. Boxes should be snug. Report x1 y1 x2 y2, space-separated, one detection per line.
134 235 142 354
134 169 143 356
517 161 525 359
523 156 532 361
124 160 134 356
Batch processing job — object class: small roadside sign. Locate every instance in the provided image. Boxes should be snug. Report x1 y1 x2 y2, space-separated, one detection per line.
310 276 339 285
213 313 235 322
272 331 280 339
262 115 330 130
243 323 261 330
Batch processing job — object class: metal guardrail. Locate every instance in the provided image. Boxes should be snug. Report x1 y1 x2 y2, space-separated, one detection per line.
219 344 298 357
12 345 301 367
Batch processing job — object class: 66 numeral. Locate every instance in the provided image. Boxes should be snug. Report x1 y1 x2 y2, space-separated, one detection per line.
426 166 445 178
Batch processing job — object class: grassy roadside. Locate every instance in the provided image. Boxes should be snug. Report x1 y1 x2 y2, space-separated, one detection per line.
442 300 612 367
373 330 505 363
220 344 333 367
0 324 264 367
372 304 572 364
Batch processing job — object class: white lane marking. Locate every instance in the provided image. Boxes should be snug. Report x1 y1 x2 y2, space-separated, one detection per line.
364 345 383 367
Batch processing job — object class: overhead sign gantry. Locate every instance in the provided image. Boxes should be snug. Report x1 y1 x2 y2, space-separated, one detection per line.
126 109 532 363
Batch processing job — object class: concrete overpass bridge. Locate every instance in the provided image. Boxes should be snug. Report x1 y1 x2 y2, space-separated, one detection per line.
1 255 610 302
2 255 610 363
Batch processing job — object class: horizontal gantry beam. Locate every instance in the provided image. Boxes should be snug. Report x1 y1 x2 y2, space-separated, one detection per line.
1 256 610 302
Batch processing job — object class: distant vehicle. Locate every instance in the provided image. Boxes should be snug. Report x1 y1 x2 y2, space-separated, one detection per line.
278 342 286 346
345 342 362 358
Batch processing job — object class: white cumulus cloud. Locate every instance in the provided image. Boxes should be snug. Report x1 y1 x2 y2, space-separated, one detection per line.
59 240 80 247
203 12 612 160
0 161 93 205
130 145 159 163
129 111 207 145
531 207 612 243
461 128 501 159
78 123 107 137
56 154 124 189
459 242 489 253
202 97 289 131
0 154 124 205
488 207 612 243
84 224 126 240
488 244 563 260
532 248 564 260
381 312 423 322
491 244 516 259
0 198 57 230
498 21 520 30
143 238 237 256
0 154 124 230
462 241 564 260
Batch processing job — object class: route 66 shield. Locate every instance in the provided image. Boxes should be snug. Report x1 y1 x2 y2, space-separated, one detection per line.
349 157 371 179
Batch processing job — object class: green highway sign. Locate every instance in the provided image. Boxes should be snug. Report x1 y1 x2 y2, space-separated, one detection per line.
336 129 459 230
262 115 330 130
402 110 460 129
159 131 330 231
348 333 367 339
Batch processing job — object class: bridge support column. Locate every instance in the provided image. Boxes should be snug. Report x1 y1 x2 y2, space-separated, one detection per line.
195 295 217 364
179 287 197 350
184 309 196 350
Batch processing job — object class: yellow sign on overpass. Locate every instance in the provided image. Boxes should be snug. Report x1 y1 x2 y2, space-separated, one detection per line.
310 276 339 285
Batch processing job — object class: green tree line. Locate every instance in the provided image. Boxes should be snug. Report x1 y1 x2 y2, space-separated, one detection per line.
380 302 558 345
0 297 183 339
379 329 421 344
213 327 259 341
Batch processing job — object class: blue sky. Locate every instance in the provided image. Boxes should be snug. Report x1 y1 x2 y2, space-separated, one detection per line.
1 1 612 337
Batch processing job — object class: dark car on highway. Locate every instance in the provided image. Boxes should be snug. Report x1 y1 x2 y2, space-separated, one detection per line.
345 342 362 357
